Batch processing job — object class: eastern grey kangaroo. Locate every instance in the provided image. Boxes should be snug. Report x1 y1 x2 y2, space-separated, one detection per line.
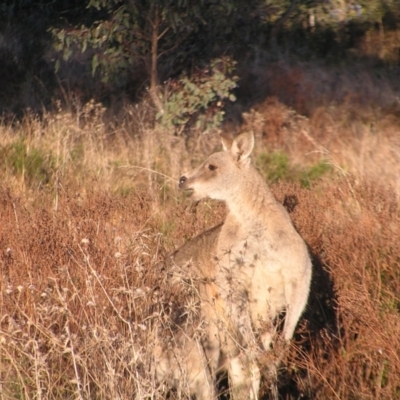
155 131 312 399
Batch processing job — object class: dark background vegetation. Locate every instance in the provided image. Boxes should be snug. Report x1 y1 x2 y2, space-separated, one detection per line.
2 0 400 115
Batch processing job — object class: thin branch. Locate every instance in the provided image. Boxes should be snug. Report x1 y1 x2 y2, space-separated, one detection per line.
157 31 191 59
157 26 170 40
270 0 298 48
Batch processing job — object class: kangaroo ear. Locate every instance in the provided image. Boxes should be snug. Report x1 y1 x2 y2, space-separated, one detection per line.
231 131 254 162
220 133 233 151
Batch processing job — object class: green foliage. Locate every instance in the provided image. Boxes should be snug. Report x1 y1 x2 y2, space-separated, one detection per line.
257 151 291 183
52 5 136 84
300 160 333 188
48 0 400 112
256 151 332 187
51 0 236 86
289 0 396 29
0 140 55 188
158 57 238 131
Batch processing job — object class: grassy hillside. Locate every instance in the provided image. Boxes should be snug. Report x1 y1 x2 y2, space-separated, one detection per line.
1 57 400 399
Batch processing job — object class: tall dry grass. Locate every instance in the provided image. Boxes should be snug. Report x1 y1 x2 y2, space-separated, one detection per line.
0 183 226 399
246 97 400 195
272 180 400 399
1 175 399 399
0 98 228 203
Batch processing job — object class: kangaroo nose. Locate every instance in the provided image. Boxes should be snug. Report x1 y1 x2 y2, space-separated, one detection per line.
179 176 187 188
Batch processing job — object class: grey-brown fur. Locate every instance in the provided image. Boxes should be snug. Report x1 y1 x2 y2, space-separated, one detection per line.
155 132 312 399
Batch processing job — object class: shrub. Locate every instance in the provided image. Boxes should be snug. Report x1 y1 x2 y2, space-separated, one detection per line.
158 57 238 132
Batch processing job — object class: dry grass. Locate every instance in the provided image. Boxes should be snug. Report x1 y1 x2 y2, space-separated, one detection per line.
246 97 400 195
0 100 221 198
272 180 400 399
0 183 225 399
1 175 399 399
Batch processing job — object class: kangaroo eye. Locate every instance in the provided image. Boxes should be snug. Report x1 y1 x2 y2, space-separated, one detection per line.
208 164 217 171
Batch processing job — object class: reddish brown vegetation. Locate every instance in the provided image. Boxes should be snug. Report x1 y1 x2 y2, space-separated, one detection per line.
1 176 399 399
272 180 400 399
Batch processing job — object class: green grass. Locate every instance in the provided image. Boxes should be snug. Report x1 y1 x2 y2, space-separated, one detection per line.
256 151 333 187
0 139 56 188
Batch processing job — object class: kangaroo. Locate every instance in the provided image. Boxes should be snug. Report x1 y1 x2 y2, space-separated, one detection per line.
155 131 312 399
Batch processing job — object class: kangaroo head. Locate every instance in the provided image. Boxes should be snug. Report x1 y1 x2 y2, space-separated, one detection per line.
179 131 255 201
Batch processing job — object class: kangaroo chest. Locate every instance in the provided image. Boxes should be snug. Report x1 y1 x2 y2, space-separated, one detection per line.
216 220 288 323
217 221 284 282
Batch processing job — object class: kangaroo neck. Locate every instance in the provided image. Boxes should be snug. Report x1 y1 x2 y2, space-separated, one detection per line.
224 168 276 227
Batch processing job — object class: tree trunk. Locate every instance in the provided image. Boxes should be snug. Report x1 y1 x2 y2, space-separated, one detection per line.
378 17 386 60
149 6 164 114
269 0 297 50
